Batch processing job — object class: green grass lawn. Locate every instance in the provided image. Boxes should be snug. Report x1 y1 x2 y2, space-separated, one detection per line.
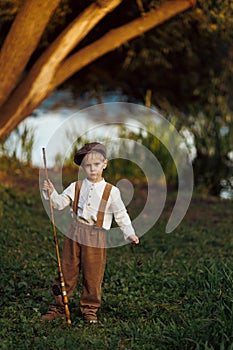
0 185 233 350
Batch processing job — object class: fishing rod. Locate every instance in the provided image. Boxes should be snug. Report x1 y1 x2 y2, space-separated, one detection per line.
42 148 71 324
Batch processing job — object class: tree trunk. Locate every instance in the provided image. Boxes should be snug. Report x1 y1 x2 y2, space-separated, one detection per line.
0 0 61 106
0 0 195 141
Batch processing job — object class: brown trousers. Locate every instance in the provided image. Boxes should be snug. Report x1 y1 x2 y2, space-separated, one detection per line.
52 221 106 320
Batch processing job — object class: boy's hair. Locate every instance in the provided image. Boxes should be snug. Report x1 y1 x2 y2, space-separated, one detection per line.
74 142 106 165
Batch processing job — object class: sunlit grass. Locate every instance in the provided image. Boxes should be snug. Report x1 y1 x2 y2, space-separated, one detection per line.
1 185 233 349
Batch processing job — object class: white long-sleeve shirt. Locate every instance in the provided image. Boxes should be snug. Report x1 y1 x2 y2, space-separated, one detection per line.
43 178 135 240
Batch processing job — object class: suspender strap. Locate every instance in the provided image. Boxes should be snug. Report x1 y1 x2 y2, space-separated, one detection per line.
95 183 112 228
73 180 83 215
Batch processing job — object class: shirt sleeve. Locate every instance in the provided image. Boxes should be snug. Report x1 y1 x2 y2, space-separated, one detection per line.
42 182 75 210
110 186 135 240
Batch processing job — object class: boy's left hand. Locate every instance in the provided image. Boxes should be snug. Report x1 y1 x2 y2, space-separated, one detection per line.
128 235 139 245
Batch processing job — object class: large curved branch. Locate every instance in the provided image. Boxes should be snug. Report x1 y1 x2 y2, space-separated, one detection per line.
52 0 196 87
29 0 122 82
0 0 61 107
0 0 122 139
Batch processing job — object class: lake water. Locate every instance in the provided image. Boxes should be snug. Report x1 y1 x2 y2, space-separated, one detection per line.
8 90 128 167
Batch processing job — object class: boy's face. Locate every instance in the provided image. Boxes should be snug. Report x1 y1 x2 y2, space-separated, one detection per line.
81 151 107 183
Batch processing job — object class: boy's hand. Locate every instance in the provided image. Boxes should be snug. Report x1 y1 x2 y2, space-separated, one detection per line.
128 235 139 246
42 179 55 194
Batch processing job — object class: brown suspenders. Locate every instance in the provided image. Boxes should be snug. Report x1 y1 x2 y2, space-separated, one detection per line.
73 180 82 216
95 183 112 228
73 181 112 228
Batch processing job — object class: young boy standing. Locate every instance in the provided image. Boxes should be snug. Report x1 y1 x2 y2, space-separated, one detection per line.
42 142 139 323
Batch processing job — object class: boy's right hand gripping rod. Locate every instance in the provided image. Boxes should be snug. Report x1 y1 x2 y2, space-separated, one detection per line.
42 148 71 324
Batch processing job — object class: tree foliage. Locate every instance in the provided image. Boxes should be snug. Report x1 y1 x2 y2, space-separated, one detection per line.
82 0 233 113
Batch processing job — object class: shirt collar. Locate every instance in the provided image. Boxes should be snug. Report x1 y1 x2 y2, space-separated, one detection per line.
85 178 106 187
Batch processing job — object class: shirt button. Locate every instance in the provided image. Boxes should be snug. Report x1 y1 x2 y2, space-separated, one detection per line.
88 203 91 206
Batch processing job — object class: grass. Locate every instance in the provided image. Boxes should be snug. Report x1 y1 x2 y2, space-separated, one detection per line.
0 182 233 349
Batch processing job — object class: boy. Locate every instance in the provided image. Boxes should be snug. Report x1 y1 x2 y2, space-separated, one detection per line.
42 142 139 323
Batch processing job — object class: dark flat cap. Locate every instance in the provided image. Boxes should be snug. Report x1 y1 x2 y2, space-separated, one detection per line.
74 142 106 165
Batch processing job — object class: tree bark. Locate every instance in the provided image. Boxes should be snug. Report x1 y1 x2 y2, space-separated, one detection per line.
0 0 122 140
0 0 61 106
0 0 195 141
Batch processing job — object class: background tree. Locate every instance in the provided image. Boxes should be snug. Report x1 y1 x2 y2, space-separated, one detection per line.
0 0 232 195
0 0 195 140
